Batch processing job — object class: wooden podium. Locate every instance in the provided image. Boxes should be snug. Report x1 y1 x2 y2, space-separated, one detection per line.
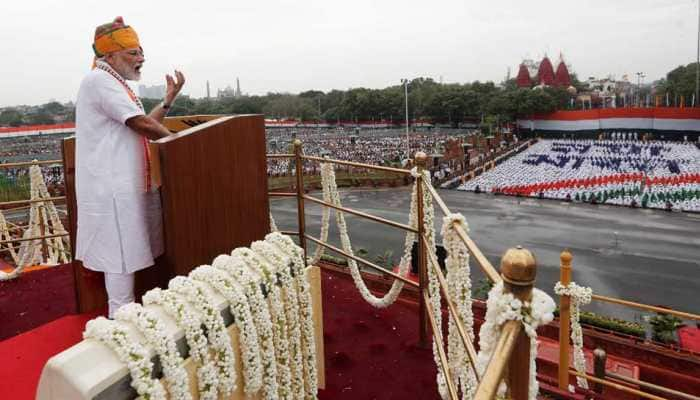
63 114 270 312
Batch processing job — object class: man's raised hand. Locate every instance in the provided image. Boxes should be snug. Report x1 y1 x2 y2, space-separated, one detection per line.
164 70 185 105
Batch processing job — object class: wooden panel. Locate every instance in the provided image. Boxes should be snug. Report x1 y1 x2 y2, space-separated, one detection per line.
62 137 108 313
162 115 222 133
139 114 270 290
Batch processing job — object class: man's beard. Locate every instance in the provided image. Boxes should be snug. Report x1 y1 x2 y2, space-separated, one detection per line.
121 66 141 81
112 59 142 81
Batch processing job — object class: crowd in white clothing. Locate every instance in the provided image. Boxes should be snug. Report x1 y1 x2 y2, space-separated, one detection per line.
459 139 700 212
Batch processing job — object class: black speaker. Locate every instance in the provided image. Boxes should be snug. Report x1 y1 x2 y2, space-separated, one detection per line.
410 241 447 274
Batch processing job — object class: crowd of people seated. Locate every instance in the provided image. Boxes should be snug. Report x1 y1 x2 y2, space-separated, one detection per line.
1 127 478 188
460 138 700 212
266 127 474 176
0 133 72 163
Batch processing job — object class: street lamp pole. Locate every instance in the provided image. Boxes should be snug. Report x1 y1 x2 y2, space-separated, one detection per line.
402 79 410 159
696 0 700 106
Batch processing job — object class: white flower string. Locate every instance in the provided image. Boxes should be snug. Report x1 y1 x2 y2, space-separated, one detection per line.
441 213 478 399
252 240 305 398
30 164 69 264
213 254 280 400
476 282 555 400
0 210 18 266
168 276 237 396
142 288 219 400
114 303 192 400
554 281 593 389
265 232 319 399
82 236 322 400
189 265 263 395
412 176 449 399
269 212 279 233
83 317 167 400
1 164 69 281
311 162 422 308
233 247 293 399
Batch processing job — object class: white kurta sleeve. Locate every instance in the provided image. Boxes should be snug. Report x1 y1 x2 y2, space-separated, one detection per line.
96 77 145 125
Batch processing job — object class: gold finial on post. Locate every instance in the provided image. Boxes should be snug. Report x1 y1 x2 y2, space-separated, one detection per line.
501 245 537 400
558 249 573 391
414 151 427 170
500 245 537 301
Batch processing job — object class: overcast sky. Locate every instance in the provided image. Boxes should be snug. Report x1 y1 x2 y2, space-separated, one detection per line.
1 0 697 107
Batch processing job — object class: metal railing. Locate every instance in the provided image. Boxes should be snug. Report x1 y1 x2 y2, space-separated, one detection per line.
268 139 538 399
557 251 700 399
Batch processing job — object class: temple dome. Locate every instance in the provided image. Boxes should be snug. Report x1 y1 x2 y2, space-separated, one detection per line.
537 56 555 86
554 58 572 87
516 63 532 88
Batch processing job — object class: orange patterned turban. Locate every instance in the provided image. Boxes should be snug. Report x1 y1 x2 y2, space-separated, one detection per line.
92 16 140 60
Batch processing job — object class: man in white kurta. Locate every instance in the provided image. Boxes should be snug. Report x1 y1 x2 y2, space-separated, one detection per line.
75 16 185 317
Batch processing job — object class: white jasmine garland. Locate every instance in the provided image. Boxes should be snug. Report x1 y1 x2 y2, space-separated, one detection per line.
142 288 219 400
0 210 19 274
114 303 192 400
169 276 237 396
1 164 69 281
30 164 69 264
233 247 277 285
265 232 319 399
476 281 555 400
409 176 448 399
441 213 478 399
83 317 167 400
270 212 279 233
189 265 263 395
309 164 331 265
252 240 305 398
554 281 593 389
212 254 279 400
311 162 421 308
233 247 293 399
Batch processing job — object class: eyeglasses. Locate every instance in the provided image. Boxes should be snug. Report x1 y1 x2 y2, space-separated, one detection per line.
126 47 145 57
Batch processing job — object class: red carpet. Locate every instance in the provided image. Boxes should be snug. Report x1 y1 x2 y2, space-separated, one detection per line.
0 312 101 400
0 263 79 340
678 326 700 353
319 271 439 400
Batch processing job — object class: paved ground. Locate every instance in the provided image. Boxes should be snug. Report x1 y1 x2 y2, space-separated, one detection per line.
271 188 700 322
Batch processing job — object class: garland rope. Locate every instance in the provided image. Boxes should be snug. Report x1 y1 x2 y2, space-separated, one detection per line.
441 213 478 399
554 281 593 389
309 162 427 308
476 281 555 400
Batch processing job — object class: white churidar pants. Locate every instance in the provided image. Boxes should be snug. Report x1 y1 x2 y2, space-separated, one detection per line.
104 272 135 318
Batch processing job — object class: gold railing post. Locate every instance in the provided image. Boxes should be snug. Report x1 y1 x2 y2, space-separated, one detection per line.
558 249 573 391
503 246 537 400
415 151 430 348
474 246 536 400
293 139 307 259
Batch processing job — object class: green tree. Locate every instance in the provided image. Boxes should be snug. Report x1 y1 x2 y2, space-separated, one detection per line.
0 108 24 126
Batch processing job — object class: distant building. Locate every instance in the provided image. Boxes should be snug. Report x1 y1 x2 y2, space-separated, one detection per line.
138 84 166 99
218 78 244 98
516 54 572 89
